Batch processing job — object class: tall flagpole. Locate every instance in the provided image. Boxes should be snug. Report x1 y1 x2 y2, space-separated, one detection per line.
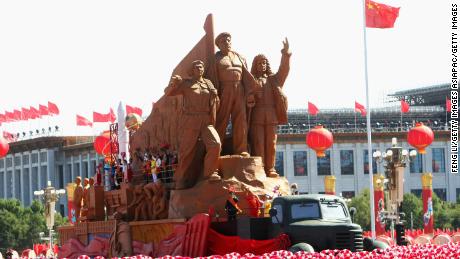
361 0 376 240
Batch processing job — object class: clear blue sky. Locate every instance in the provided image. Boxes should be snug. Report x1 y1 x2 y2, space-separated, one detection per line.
0 0 453 135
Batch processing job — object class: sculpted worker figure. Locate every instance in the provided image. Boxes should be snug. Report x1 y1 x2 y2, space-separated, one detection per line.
249 38 291 177
214 32 258 155
165 60 221 189
72 177 84 221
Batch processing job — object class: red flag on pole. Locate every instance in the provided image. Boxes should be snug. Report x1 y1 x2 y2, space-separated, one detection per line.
401 100 410 113
48 101 60 115
13 110 22 121
5 111 15 122
126 105 143 117
21 108 30 120
308 102 319 116
93 109 116 123
366 0 400 28
39 104 50 116
355 101 367 116
29 106 41 119
76 115 93 127
0 114 5 123
446 98 451 112
109 108 116 123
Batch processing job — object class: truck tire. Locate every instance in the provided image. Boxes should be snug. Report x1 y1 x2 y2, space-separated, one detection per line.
288 243 315 253
363 237 390 251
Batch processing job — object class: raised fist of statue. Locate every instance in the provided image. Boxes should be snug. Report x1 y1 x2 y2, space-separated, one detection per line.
281 37 291 56
169 75 183 87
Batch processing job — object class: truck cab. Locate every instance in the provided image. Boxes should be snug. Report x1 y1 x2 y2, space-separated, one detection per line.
269 194 364 252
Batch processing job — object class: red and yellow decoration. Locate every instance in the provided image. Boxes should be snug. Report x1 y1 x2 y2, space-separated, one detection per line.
407 122 434 154
422 173 434 235
306 125 333 157
324 176 336 195
66 182 77 224
373 174 386 236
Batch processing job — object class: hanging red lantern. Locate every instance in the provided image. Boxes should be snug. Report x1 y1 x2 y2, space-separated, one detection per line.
306 125 333 157
0 135 9 158
407 122 434 154
93 131 118 156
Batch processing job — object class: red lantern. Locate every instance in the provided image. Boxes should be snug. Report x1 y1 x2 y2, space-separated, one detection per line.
0 135 9 158
407 122 434 154
306 125 333 157
93 131 118 156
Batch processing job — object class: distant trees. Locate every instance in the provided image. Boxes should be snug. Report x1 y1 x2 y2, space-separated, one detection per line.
0 199 67 255
347 189 460 231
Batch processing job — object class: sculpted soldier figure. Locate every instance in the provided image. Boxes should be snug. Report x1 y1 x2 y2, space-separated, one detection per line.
249 38 291 177
72 177 84 221
214 32 258 155
165 60 221 189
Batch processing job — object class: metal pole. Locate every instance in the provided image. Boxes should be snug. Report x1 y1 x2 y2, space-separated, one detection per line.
361 0 376 240
411 212 413 230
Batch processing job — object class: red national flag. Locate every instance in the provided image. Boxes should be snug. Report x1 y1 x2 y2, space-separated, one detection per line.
93 109 116 123
29 106 41 119
13 109 22 120
401 100 410 113
48 101 60 115
39 104 50 116
355 101 367 116
76 115 93 127
366 0 400 29
21 107 30 120
446 98 451 112
126 105 143 117
308 102 319 116
109 108 116 123
0 114 5 123
5 111 15 122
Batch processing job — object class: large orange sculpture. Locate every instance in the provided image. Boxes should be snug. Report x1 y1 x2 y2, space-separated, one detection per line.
407 122 434 154
306 125 333 157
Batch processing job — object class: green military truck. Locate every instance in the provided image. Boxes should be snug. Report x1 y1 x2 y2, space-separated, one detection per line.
268 194 364 252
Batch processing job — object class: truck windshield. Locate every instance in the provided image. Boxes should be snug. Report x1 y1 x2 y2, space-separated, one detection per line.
320 201 348 220
291 202 320 220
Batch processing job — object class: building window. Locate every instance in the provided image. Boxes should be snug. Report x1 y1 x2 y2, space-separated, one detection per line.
58 165 64 189
83 162 88 179
411 189 422 198
14 169 21 199
317 150 331 176
31 153 38 164
293 151 308 176
40 165 47 189
32 167 39 193
363 150 377 174
23 168 30 206
40 152 47 163
342 191 355 199
275 152 284 176
7 170 13 198
14 156 21 166
432 148 445 173
0 159 4 168
0 171 4 198
6 157 12 168
22 154 29 165
433 188 447 201
456 188 460 201
409 149 423 173
340 150 354 175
